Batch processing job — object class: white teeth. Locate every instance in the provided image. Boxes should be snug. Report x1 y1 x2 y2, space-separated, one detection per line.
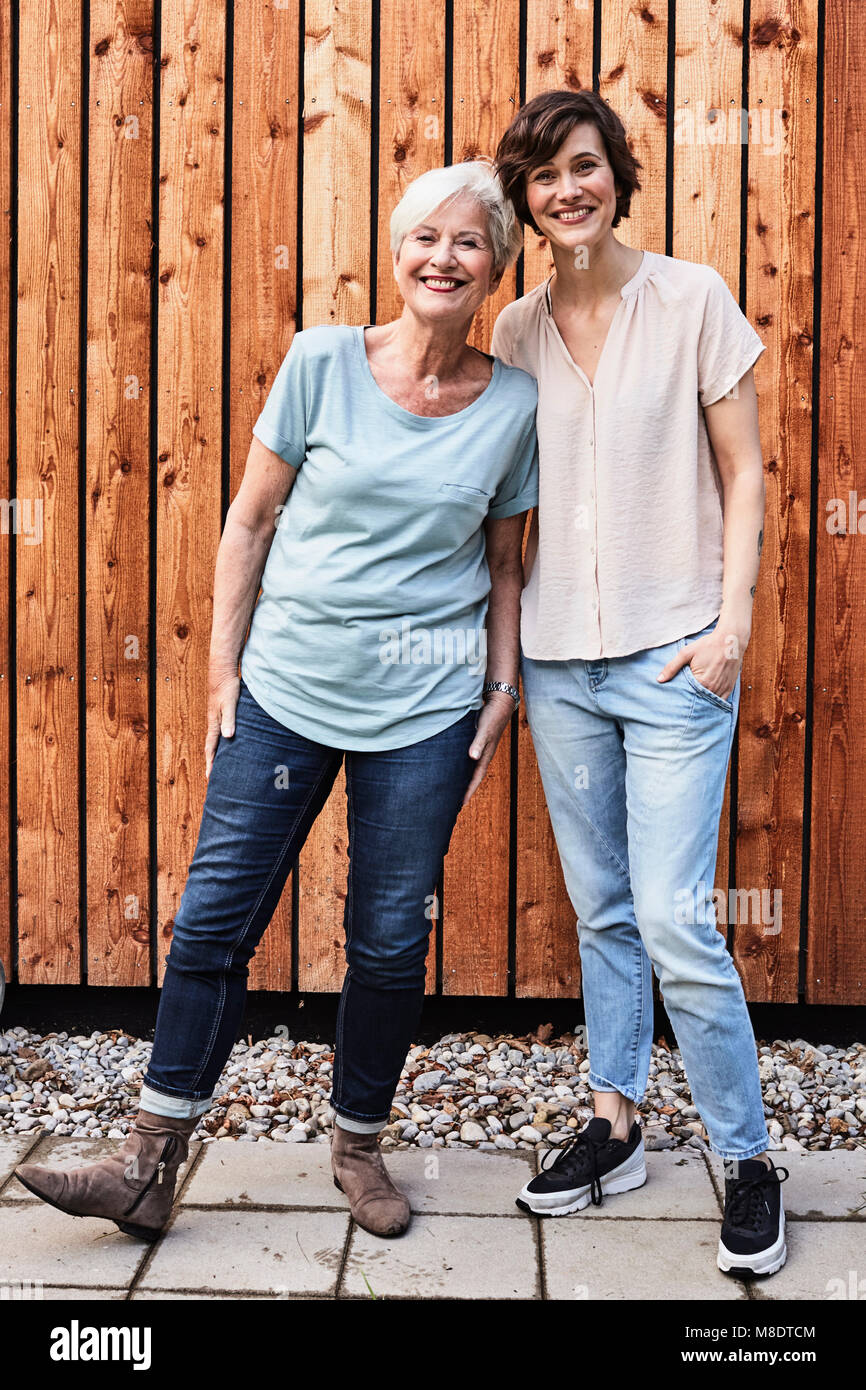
424 278 462 289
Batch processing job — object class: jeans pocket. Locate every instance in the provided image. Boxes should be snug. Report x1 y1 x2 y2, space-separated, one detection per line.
682 663 734 711
676 616 733 711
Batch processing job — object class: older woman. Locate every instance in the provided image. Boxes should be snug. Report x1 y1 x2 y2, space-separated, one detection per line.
491 89 787 1280
15 161 538 1243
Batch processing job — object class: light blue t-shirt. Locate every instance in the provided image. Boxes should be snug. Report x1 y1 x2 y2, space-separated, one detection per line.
240 324 539 750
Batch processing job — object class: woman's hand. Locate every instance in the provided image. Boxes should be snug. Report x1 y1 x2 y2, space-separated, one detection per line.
655 623 748 702
205 670 240 780
461 692 515 807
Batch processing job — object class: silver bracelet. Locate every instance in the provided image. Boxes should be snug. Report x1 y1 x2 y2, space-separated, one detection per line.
483 680 520 709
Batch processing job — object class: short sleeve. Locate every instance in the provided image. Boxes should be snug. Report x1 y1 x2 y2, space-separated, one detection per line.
698 269 767 407
490 308 515 367
487 409 539 520
252 333 308 467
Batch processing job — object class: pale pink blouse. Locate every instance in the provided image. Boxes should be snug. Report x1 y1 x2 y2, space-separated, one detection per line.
490 249 767 659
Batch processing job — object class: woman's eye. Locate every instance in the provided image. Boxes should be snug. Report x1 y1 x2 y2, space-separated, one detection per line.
533 163 595 180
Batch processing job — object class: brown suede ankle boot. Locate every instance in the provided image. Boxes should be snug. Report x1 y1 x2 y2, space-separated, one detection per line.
13 1108 199 1242
331 1121 411 1238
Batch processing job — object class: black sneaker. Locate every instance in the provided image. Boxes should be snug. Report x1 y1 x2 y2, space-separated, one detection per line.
717 1157 789 1277
515 1116 646 1216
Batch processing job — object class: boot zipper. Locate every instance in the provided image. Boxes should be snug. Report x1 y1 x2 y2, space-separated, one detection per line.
123 1136 175 1216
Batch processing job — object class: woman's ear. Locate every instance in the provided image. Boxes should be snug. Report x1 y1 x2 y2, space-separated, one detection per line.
488 264 506 296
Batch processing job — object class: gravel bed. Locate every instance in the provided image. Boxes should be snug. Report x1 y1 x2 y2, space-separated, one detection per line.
1 1026 864 1155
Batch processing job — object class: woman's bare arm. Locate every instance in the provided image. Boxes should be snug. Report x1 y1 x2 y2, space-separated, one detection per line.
655 365 765 699
705 365 766 654
205 436 299 775
462 509 528 806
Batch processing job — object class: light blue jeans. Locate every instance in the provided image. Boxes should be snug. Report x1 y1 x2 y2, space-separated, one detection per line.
520 616 769 1161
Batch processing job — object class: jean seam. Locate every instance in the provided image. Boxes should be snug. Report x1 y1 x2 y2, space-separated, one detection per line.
187 749 342 1095
648 686 703 810
332 761 357 1115
629 936 647 1095
526 714 632 884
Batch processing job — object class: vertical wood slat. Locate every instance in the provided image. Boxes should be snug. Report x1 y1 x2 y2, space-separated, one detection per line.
809 0 866 1003
736 1 817 1001
673 0 746 288
600 1 668 257
155 2 226 984
231 1 301 992
376 0 447 323
85 1 154 987
16 0 82 982
672 0 747 965
513 2 594 998
0 0 12 982
296 0 371 992
376 0 447 994
441 0 520 995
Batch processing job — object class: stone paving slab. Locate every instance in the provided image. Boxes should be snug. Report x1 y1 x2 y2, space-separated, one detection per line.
342 1213 540 1299
374 1146 535 1215
705 1148 866 1220
182 1136 345 1209
748 1222 866 1300
4 1134 201 1202
0 1202 148 1289
541 1219 750 1301
0 1133 40 1192
137 1208 349 1296
553 1148 721 1220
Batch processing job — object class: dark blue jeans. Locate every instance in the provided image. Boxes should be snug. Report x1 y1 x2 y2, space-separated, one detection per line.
140 679 478 1132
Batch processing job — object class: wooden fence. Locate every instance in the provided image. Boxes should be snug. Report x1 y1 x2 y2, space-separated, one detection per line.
1 0 863 1004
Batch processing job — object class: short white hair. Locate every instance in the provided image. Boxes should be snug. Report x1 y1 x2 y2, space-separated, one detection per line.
389 158 523 275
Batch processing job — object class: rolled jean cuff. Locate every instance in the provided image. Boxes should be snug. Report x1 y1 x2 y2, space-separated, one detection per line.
329 1105 384 1135
588 1071 642 1103
139 1083 213 1120
707 1134 771 1162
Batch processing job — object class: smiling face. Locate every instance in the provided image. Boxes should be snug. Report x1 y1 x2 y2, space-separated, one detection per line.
392 193 504 320
524 122 620 250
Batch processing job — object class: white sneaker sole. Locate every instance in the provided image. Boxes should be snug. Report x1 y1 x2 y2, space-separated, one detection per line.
515 1142 647 1215
717 1211 787 1276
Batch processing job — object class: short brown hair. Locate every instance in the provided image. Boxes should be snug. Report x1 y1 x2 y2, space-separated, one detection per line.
494 90 642 233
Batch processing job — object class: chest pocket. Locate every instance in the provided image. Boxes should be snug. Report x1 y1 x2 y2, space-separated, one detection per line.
438 482 490 508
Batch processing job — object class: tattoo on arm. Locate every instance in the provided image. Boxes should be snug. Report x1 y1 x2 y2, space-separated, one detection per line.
757 528 763 556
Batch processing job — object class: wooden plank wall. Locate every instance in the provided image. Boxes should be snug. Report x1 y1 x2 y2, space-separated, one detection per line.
1 0 862 1005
